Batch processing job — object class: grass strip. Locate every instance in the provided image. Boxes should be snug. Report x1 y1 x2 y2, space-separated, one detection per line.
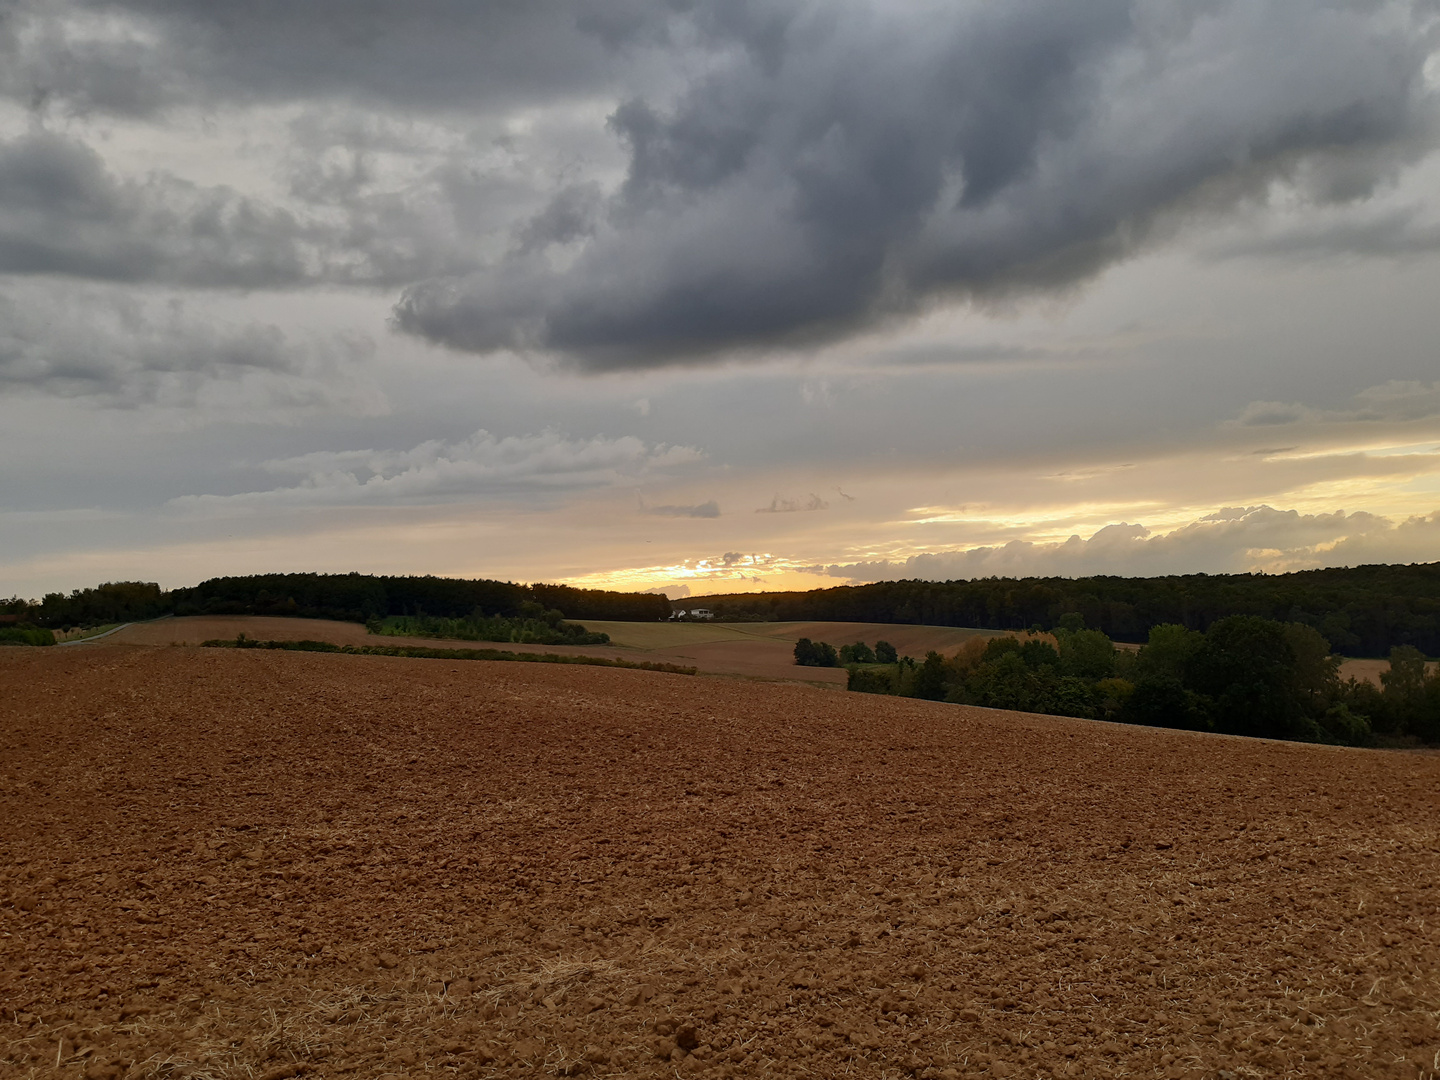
201 634 698 675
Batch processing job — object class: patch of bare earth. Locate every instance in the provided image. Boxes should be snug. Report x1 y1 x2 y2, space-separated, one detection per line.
2 645 1438 1080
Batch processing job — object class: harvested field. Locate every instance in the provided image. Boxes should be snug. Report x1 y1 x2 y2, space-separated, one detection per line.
579 622 998 657
1339 658 1438 688
104 617 639 665
105 617 998 686
3 645 1439 1080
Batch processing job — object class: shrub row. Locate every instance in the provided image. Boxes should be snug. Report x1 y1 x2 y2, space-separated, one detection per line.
201 635 696 675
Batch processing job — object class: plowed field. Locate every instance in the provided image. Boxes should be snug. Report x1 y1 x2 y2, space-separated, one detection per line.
3 645 1438 1080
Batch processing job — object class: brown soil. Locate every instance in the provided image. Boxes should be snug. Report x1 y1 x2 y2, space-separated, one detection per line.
3 645 1438 1080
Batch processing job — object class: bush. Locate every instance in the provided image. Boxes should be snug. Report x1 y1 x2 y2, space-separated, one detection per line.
201 636 696 674
1319 703 1372 746
1120 675 1213 732
0 625 55 646
847 666 897 694
373 611 609 647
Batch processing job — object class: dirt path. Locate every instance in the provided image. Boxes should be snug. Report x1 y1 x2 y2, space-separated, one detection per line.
3 645 1437 1079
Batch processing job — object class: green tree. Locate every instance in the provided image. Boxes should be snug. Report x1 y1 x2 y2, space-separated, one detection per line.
1283 622 1341 708
874 640 898 664
794 638 839 667
983 636 1022 662
839 641 876 664
1135 624 1201 682
957 652 1045 713
1059 628 1116 680
1019 639 1060 669
1417 671 1440 742
1187 616 1300 739
1381 645 1430 737
1381 645 1427 700
912 651 948 700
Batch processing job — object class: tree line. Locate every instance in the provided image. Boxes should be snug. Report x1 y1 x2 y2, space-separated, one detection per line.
695 561 1440 657
370 604 611 647
836 614 1439 746
794 638 898 667
2 573 671 631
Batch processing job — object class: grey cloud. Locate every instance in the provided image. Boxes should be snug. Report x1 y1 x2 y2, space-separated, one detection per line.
2 2 176 117
756 493 828 514
395 0 1439 367
0 285 378 410
1237 401 1312 427
6 1 676 116
1236 381 1440 427
0 127 527 290
0 131 311 286
171 429 704 511
823 505 1403 580
11 1 1437 352
643 499 720 518
1214 207 1440 261
871 343 1054 368
516 183 606 255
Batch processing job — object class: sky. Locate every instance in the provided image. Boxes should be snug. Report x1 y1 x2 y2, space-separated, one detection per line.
4 0 1440 601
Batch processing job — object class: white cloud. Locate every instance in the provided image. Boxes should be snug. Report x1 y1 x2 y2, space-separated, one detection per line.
821 505 1421 581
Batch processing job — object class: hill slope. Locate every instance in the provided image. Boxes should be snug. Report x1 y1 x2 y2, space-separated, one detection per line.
3 644 1436 1078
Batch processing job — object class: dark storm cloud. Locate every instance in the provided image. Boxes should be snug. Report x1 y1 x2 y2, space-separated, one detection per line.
4 1 1438 367
394 0 1440 368
3 1 677 116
